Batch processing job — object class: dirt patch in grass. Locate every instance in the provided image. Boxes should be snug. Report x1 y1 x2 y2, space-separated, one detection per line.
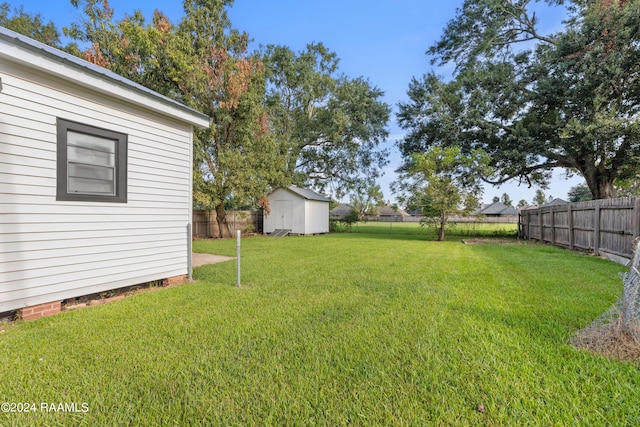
462 239 526 245
572 315 640 366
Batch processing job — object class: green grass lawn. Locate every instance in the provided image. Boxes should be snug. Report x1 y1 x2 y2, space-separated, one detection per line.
1 233 638 426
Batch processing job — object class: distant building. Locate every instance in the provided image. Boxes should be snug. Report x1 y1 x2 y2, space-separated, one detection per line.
263 186 330 235
473 202 519 218
330 204 353 219
519 205 538 211
371 205 410 221
541 198 568 208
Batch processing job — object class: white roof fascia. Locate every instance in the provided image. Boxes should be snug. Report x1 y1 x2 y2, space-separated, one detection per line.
0 26 211 129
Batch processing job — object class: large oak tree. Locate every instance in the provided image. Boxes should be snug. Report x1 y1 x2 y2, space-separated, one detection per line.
400 0 640 199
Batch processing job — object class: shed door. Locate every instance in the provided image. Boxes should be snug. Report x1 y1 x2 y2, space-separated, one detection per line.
275 200 293 230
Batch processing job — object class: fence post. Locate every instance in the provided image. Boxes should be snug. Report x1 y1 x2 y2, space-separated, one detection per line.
206 210 211 238
568 204 574 251
538 209 544 242
550 207 555 245
187 223 193 281
594 205 601 256
236 230 241 287
634 198 640 240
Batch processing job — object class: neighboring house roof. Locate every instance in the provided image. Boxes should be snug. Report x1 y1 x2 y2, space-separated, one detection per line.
330 204 353 216
377 205 410 217
278 186 331 202
519 205 538 211
541 198 568 207
0 26 211 128
475 202 519 215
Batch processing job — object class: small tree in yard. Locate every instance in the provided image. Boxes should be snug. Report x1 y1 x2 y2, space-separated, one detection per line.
395 146 490 241
350 180 384 220
330 208 360 232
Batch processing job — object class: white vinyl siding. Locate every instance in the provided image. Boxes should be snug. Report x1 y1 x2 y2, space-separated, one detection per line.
305 200 330 234
0 58 195 312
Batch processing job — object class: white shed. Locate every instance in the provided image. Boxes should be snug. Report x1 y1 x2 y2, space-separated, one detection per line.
0 27 211 318
263 186 330 235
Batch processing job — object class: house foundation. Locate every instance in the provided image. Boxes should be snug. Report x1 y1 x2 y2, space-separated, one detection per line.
19 301 62 321
15 274 190 321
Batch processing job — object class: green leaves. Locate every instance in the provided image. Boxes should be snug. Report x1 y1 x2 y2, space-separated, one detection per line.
428 0 561 69
263 43 391 198
405 0 640 199
63 1 287 237
396 146 491 240
0 2 61 47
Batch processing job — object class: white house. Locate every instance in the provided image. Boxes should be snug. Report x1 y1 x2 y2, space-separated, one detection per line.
263 186 330 235
0 27 211 318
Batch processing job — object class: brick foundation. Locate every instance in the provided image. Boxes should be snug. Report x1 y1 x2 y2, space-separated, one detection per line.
162 274 189 286
19 301 62 321
16 275 189 321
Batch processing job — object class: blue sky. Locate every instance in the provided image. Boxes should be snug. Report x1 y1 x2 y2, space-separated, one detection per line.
10 0 583 205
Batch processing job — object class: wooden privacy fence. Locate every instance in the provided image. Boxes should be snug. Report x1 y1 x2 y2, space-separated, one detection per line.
192 210 262 238
358 215 519 223
519 197 640 259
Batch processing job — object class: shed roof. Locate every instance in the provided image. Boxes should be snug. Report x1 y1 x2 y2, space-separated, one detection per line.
283 186 331 202
0 26 211 128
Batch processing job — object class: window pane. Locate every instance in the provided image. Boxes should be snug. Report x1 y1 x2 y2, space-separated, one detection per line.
68 145 115 167
68 177 115 195
57 119 128 203
67 131 116 167
68 131 116 153
66 132 116 195
68 163 114 182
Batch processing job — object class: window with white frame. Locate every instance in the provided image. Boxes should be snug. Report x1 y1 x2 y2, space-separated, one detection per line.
56 118 127 202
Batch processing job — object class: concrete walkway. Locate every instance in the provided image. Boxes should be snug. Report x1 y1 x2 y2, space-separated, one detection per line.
192 253 235 267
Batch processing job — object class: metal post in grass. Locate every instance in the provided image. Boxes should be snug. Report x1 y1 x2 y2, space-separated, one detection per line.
236 230 241 287
187 223 193 281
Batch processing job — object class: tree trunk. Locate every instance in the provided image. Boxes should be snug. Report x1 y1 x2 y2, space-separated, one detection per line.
596 180 617 199
215 203 231 239
438 212 446 241
584 171 617 199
